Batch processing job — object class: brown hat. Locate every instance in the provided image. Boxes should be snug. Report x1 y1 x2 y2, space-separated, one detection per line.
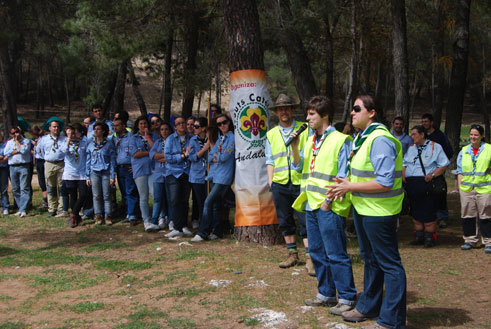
269 93 299 110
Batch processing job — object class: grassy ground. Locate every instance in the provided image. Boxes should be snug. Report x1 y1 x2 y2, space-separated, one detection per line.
0 183 490 329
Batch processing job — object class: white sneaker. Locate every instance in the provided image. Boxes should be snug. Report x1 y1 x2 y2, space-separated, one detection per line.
144 221 159 232
209 233 219 240
158 217 168 230
190 234 204 242
19 212 27 218
2 209 8 215
165 229 183 238
13 211 21 216
182 227 193 236
55 211 68 218
168 221 174 231
191 220 199 229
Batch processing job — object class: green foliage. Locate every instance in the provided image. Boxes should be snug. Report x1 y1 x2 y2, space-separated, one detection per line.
0 246 91 267
93 259 153 271
70 301 105 313
0 322 29 329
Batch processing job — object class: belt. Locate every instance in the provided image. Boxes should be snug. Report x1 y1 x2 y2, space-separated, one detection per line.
117 164 131 168
46 160 64 164
9 163 29 167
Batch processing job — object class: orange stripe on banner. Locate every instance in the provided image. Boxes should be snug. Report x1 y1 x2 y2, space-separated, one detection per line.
234 187 278 227
230 69 266 85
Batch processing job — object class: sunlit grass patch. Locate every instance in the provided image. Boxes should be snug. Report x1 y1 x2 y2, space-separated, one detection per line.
167 318 196 329
146 269 196 287
0 322 29 329
174 249 217 261
128 306 168 321
81 240 127 252
0 246 92 267
156 286 216 299
93 259 153 272
115 322 164 329
70 301 105 313
0 294 14 301
28 268 108 295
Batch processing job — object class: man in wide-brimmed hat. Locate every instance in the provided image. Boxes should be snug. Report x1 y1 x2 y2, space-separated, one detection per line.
265 93 314 276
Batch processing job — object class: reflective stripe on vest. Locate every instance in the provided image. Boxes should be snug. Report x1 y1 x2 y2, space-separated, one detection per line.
292 130 352 217
349 126 403 216
266 122 308 185
460 143 491 194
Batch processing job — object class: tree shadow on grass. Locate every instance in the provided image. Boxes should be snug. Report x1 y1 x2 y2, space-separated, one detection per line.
0 245 18 257
407 307 472 328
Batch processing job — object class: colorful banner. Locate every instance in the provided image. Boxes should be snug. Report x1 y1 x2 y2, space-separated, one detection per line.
228 69 278 226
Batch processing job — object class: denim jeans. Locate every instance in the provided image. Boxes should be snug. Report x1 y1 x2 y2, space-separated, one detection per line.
90 170 112 217
9 164 30 212
197 182 228 239
191 183 207 223
151 179 169 224
0 167 10 210
306 208 356 305
271 181 306 237
165 174 191 231
353 208 407 329
135 175 150 222
117 166 138 219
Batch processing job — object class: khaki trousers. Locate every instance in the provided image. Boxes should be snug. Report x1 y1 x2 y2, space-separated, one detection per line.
459 190 491 246
45 161 64 213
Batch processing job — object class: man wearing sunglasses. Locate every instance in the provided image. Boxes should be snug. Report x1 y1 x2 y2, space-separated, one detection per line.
4 128 32 217
266 94 313 274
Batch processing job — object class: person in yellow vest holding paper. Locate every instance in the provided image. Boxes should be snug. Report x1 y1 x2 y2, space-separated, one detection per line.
290 96 357 314
266 94 313 274
457 124 491 254
327 95 406 329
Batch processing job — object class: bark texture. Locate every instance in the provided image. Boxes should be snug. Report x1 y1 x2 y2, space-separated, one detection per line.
182 7 200 119
111 62 127 117
128 61 147 116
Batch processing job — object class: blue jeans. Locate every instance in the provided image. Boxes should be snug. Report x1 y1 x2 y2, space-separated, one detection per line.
90 170 112 217
152 179 169 224
9 164 30 212
353 209 407 329
135 175 150 222
191 183 207 223
117 166 138 219
306 209 356 305
197 182 228 239
165 174 191 231
0 166 10 210
271 181 306 237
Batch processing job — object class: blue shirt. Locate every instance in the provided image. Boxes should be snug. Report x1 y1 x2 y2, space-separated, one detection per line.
391 130 413 155
164 132 192 178
87 120 114 139
369 136 398 187
207 131 235 185
86 138 116 179
188 135 208 184
60 137 88 180
403 140 449 177
33 137 44 159
36 134 66 161
4 138 32 165
456 142 491 174
129 132 153 179
149 137 168 183
0 142 7 167
114 132 133 165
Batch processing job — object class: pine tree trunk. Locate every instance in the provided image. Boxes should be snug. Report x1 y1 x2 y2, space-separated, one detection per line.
163 28 173 123
224 0 282 245
0 47 18 133
342 0 358 122
444 0 471 165
433 0 446 129
111 62 127 117
128 61 147 116
182 8 199 119
64 75 71 123
272 0 318 106
391 0 410 132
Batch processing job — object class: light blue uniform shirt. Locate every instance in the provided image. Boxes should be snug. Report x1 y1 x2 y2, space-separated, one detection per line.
207 131 235 186
0 142 7 167
391 130 413 155
87 120 114 139
86 138 116 179
149 137 168 183
4 138 32 165
164 132 192 178
60 137 88 180
129 132 153 179
188 135 208 184
33 137 44 160
456 142 491 174
114 132 133 165
403 140 449 177
36 134 66 162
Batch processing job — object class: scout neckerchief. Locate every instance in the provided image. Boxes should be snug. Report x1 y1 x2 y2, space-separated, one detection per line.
280 123 295 159
197 136 208 167
309 128 329 174
93 138 107 153
50 135 59 153
116 132 127 150
69 138 81 162
218 134 225 153
347 123 383 174
470 142 483 178
138 133 149 151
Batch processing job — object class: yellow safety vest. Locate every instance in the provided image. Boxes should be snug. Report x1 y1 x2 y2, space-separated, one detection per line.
266 121 308 185
292 130 352 218
460 143 491 194
350 126 403 216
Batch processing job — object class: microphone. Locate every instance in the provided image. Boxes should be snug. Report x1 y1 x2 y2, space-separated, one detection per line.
285 123 308 147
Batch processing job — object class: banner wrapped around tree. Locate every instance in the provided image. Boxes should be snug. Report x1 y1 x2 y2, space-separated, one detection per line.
228 69 278 228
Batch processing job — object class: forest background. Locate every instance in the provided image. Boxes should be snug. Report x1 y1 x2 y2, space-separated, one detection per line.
0 0 490 166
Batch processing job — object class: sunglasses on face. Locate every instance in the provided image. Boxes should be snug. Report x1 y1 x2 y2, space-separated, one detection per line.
194 125 201 129
216 120 228 127
352 105 362 113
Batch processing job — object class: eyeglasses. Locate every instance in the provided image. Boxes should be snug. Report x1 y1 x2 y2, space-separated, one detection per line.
352 105 362 113
193 125 201 129
175 122 186 126
216 120 228 127
10 131 19 135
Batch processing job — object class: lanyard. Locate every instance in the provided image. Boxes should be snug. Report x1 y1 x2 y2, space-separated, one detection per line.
310 130 328 173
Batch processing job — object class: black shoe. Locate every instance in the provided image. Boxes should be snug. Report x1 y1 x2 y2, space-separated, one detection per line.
424 239 435 248
410 238 424 245
48 212 56 217
130 220 140 227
